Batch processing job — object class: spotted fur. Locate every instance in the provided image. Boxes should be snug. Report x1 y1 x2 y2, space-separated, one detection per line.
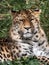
0 9 49 63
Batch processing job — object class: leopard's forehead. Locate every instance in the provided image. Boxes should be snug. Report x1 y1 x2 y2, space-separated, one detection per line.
13 10 36 23
12 9 41 23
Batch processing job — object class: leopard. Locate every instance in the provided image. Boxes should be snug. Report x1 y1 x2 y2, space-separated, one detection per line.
0 9 49 64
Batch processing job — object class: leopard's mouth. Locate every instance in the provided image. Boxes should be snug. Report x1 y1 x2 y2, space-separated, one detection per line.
18 31 33 39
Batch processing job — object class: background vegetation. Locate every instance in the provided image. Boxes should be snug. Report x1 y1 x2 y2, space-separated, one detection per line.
0 0 49 65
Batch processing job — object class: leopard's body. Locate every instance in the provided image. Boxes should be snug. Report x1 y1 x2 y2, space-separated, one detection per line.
0 9 49 63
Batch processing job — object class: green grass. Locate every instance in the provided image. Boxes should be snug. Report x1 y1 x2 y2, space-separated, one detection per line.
0 57 48 65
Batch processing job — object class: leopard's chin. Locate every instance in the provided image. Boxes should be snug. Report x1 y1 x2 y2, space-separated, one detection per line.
23 33 32 39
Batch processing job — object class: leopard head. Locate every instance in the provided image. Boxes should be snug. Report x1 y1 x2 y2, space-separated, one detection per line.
10 10 41 40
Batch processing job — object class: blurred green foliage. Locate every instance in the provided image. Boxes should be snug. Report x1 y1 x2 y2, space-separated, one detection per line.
0 0 49 65
40 1 49 42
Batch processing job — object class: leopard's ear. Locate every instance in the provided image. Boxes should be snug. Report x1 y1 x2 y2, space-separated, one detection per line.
33 9 41 21
11 10 18 19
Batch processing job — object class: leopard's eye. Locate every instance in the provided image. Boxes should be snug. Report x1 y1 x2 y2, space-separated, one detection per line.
20 19 24 21
31 18 34 21
30 16 35 21
30 18 35 22
20 19 24 22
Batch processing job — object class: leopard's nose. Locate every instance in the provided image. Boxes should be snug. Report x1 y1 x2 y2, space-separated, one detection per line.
24 27 31 30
